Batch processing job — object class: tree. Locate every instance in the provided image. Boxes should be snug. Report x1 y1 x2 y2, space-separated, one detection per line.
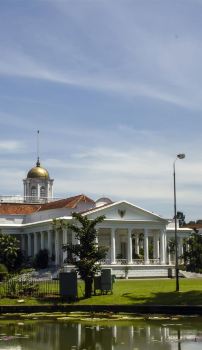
53 213 108 298
0 231 21 271
33 249 49 269
183 232 202 272
176 211 186 227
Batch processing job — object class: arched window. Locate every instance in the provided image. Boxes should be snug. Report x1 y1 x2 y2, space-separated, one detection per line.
31 186 37 197
40 186 45 198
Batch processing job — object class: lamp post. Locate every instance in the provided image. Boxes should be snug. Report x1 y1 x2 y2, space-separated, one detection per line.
173 153 185 292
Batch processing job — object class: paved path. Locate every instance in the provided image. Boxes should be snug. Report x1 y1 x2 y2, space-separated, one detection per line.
180 270 202 278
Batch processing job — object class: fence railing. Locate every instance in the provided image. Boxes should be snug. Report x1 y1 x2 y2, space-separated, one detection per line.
0 275 59 298
100 259 161 265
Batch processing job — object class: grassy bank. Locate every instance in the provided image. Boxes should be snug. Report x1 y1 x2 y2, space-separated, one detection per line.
0 278 201 306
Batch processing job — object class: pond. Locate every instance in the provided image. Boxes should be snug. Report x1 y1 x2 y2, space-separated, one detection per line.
0 315 201 350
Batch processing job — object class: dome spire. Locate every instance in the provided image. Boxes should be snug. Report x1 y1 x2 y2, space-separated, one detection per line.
23 130 54 203
36 157 40 167
36 130 40 166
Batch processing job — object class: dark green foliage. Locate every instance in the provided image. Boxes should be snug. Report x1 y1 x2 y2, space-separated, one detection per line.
13 250 27 270
4 274 39 298
0 263 8 281
0 263 8 273
176 211 186 227
53 213 107 298
167 238 176 254
33 249 49 269
183 233 202 272
0 231 21 271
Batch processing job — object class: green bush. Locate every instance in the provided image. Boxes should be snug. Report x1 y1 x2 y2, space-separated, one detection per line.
19 268 35 275
33 249 49 269
3 274 39 298
0 263 8 273
0 264 8 281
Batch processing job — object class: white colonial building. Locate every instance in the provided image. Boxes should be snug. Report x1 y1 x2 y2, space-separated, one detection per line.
0 159 193 278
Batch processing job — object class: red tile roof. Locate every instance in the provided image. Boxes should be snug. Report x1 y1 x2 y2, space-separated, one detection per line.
0 203 41 215
38 194 95 211
0 195 95 215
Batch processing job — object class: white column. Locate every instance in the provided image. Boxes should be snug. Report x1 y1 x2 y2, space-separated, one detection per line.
111 228 116 264
144 229 149 264
62 228 67 264
47 230 52 257
37 183 40 200
34 232 38 256
27 233 32 257
160 229 166 264
179 237 184 256
127 228 133 264
154 234 160 261
135 235 139 255
168 248 171 265
21 234 26 252
55 230 60 265
164 232 168 264
40 231 45 250
153 233 158 259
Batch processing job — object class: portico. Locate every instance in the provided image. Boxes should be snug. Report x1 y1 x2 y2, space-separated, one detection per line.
97 226 166 266
0 196 193 278
0 157 193 278
17 200 171 277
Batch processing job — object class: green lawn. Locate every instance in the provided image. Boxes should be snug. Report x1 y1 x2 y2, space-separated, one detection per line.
0 278 202 306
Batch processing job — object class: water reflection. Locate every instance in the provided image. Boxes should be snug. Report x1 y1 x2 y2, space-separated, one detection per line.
0 318 202 350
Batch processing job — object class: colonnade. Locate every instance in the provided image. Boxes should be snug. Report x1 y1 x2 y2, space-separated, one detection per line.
20 226 186 266
109 227 167 265
21 230 61 265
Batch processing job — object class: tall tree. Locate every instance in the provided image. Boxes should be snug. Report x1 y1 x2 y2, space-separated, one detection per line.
53 213 107 298
183 232 202 272
176 211 186 227
0 231 21 270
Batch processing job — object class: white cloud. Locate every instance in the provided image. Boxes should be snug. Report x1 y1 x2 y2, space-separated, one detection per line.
47 146 201 210
0 169 24 194
0 140 24 152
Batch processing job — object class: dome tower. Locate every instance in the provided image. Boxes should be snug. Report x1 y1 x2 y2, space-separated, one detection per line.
23 157 54 203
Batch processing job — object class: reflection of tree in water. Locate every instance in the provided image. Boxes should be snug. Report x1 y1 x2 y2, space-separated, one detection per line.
78 323 173 350
114 325 172 350
177 329 181 350
0 320 202 350
79 326 113 350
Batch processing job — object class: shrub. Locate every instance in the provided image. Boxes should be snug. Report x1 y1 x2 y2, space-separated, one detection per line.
0 263 8 281
33 249 49 269
19 268 35 275
4 274 39 298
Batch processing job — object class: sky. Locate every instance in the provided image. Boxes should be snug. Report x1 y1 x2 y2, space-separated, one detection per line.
0 0 202 222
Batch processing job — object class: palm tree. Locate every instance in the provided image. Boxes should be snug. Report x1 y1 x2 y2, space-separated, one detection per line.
0 231 20 270
53 213 108 298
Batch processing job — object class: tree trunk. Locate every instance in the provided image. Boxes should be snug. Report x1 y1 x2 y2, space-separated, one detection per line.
84 277 93 298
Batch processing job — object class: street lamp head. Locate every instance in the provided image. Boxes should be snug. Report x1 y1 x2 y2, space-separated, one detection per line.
177 153 185 159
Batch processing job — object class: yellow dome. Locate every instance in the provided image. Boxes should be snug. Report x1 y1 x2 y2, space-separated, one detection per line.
27 159 49 179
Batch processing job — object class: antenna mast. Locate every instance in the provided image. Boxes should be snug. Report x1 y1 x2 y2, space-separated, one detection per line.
36 130 40 166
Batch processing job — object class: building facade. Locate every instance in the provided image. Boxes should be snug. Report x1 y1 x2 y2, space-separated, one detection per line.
0 159 192 277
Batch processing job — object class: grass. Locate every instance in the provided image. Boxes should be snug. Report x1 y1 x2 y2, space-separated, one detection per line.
0 278 202 306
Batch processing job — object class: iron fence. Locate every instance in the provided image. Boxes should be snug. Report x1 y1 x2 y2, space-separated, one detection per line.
0 275 59 298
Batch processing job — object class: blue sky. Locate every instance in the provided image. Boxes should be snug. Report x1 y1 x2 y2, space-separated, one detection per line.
0 0 202 221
